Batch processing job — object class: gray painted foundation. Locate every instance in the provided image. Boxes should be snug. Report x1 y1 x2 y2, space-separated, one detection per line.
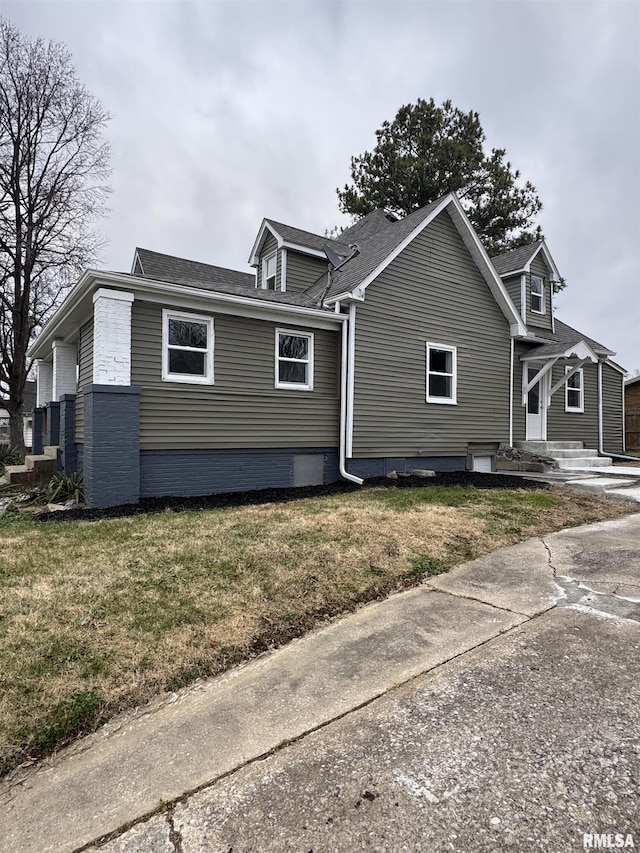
139 448 339 498
347 456 466 478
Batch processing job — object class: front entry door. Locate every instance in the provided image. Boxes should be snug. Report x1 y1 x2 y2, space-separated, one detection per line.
526 368 546 440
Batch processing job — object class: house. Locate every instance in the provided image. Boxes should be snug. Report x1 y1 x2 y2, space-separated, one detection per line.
26 193 626 508
0 380 36 448
624 376 640 451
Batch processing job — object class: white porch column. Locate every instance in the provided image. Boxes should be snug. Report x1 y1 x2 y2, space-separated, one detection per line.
52 339 78 400
92 288 134 385
36 360 53 406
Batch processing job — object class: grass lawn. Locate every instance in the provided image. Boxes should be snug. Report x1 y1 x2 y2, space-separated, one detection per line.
0 482 631 775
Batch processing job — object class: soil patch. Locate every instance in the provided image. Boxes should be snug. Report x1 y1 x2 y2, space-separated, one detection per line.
36 471 546 522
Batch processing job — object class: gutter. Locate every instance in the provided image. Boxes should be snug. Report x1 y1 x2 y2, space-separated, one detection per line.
339 305 363 486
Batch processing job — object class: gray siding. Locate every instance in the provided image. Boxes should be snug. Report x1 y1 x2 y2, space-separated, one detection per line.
130 301 340 450
352 209 511 458
512 342 528 441
526 255 553 332
503 274 522 318
547 362 599 446
286 251 328 294
602 363 624 453
74 319 94 441
256 232 282 290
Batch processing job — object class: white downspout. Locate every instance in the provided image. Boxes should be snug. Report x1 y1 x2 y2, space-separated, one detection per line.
509 337 514 446
597 360 603 453
339 305 363 485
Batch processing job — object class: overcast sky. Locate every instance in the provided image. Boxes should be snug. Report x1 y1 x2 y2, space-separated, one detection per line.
5 0 640 372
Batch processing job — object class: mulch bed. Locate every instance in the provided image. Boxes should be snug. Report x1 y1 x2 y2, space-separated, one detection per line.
35 471 548 523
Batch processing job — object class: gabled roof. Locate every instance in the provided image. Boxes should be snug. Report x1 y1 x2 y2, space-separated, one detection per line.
338 209 399 245
491 241 543 276
491 240 561 282
132 248 316 307
248 220 350 266
523 319 615 357
134 248 256 290
303 193 526 335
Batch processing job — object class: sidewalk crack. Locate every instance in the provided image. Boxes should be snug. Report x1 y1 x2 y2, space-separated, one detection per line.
167 804 183 853
541 538 557 577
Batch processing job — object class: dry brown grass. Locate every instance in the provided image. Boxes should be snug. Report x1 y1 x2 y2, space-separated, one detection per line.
0 483 631 775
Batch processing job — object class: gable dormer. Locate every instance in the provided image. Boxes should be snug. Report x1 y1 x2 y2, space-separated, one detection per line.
491 241 560 333
249 219 337 295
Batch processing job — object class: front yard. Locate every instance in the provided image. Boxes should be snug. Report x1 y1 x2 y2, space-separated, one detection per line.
0 480 631 776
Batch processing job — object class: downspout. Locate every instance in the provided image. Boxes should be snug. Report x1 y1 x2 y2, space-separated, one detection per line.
509 337 514 446
597 360 603 454
339 304 363 485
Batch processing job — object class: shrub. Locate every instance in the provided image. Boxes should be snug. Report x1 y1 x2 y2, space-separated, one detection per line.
0 443 25 471
45 471 85 504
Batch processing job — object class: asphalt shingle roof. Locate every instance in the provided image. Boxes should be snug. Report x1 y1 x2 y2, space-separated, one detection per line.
305 197 447 303
491 241 543 276
525 319 613 356
134 248 318 307
265 221 350 255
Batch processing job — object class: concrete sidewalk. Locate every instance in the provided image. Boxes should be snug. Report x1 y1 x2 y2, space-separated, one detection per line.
1 514 639 853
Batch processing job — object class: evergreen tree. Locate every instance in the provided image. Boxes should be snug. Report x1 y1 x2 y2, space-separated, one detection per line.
337 98 543 257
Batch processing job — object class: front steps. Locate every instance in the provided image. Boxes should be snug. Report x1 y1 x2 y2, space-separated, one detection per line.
515 441 613 470
1 446 59 487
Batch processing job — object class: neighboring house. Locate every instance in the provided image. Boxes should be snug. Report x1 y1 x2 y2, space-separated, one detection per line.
0 381 36 448
27 193 626 508
624 376 640 450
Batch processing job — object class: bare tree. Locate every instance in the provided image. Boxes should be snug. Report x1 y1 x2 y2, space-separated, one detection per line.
0 18 110 448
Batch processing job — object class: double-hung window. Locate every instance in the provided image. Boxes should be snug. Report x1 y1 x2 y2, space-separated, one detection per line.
263 253 277 290
162 310 214 384
275 329 313 390
426 343 457 404
531 276 545 314
565 367 584 412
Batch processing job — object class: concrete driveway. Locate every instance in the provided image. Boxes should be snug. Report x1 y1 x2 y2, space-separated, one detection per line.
1 514 639 853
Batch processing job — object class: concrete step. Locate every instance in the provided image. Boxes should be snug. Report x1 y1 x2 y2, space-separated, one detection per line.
2 464 34 485
550 449 600 459
555 456 613 469
515 441 584 453
44 445 59 459
25 454 58 475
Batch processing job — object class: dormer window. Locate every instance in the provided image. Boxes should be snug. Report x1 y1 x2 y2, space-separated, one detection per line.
531 276 545 314
263 253 277 290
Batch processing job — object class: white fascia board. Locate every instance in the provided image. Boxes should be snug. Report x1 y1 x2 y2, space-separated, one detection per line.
131 250 144 275
446 196 527 336
520 340 600 363
248 220 283 266
537 241 561 281
133 278 341 329
324 193 526 337
607 360 626 375
326 195 453 307
281 241 327 260
28 270 342 361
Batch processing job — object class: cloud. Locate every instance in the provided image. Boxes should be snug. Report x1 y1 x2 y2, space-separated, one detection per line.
4 0 639 370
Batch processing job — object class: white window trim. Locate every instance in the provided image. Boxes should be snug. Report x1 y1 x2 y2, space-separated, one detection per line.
531 275 545 314
426 342 457 405
565 366 584 413
262 252 277 291
275 328 314 391
162 309 214 385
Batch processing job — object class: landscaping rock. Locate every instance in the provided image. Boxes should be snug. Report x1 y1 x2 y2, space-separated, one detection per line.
407 469 436 478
